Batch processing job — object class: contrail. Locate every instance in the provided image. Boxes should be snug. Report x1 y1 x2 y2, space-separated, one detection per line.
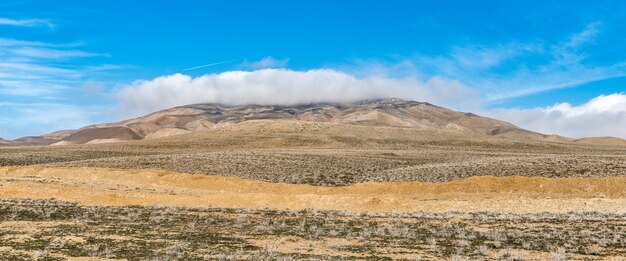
182 59 238 71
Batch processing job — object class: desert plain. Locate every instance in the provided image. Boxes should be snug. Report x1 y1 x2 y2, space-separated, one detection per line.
0 100 625 260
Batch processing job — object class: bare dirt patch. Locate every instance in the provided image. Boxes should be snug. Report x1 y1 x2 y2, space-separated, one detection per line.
1 167 625 214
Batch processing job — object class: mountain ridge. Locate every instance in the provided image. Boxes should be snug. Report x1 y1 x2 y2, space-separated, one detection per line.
1 98 623 146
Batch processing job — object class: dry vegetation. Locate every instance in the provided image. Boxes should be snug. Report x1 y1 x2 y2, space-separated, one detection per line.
0 121 625 260
0 199 624 260
1 121 625 186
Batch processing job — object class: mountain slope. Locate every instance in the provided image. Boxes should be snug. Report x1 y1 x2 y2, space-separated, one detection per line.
1 98 619 146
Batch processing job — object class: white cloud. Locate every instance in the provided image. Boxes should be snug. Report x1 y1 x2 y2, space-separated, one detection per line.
115 69 626 139
0 17 53 28
0 37 115 97
0 80 70 96
0 60 81 96
564 22 601 48
0 35 117 138
0 38 82 48
406 22 626 103
12 47 107 59
449 43 541 70
116 69 478 116
241 56 289 69
0 38 48 47
0 102 103 139
485 93 626 139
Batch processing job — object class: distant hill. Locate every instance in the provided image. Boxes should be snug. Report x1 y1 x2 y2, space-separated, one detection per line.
1 98 623 146
574 137 626 146
0 138 14 146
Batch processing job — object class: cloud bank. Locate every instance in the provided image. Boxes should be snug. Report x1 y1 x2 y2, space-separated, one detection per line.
486 93 626 139
116 69 626 139
116 69 478 116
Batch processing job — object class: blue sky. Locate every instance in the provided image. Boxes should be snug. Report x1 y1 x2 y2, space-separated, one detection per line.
1 0 626 139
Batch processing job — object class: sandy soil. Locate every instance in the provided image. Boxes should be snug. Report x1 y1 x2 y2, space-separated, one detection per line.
1 167 625 214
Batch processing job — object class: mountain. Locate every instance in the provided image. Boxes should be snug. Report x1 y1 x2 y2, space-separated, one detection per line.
0 98 621 146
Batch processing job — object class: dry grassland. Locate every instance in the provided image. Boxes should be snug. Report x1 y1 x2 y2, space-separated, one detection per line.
1 121 625 186
0 199 624 260
0 121 625 260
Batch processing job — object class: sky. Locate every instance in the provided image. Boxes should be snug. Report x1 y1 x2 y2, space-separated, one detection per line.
1 0 626 139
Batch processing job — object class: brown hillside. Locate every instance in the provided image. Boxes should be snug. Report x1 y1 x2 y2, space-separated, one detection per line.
2 98 624 146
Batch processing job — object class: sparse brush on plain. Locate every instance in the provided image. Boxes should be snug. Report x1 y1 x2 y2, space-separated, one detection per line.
0 199 624 259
